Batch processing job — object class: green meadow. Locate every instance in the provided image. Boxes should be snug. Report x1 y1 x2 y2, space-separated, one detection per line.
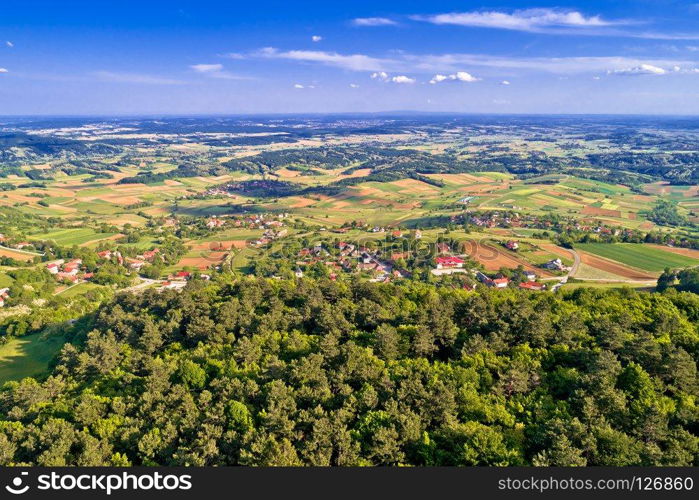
0 332 67 384
575 243 699 272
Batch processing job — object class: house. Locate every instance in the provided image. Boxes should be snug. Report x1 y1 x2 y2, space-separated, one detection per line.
435 256 464 269
142 248 160 261
174 271 191 279
206 217 225 228
476 271 492 285
476 271 509 288
523 270 537 281
82 272 94 280
519 281 546 291
505 240 519 251
492 277 509 288
543 258 565 271
0 288 9 307
97 250 113 259
391 230 403 238
46 262 60 274
436 243 451 254
414 230 423 240
294 268 304 278
14 242 31 249
63 262 80 274
129 260 145 270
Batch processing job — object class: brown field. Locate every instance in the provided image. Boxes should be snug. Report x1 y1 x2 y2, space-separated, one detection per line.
539 243 576 261
581 206 622 217
647 244 699 259
0 248 36 262
287 196 317 208
643 182 670 195
391 179 440 193
339 168 372 179
177 253 227 269
355 187 387 198
578 251 656 280
78 233 125 247
101 196 142 205
189 240 246 251
463 241 554 277
425 173 484 184
276 168 301 178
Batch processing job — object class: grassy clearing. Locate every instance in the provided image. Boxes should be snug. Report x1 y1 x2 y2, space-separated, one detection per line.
575 243 699 272
0 332 67 384
30 228 118 246
563 282 654 291
57 282 105 298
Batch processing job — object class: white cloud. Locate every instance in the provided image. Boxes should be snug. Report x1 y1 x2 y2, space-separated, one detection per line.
349 83 360 88
391 75 415 84
0 68 8 73
414 8 699 40
501 80 511 85
429 71 479 83
415 8 619 32
256 47 387 71
235 46 698 80
294 83 304 88
190 63 249 80
92 71 184 85
401 53 694 75
610 63 667 75
592 76 601 80
353 17 397 27
191 64 223 73
5 41 13 48
311 35 322 42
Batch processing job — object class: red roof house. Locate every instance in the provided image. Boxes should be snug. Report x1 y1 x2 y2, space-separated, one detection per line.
435 256 465 269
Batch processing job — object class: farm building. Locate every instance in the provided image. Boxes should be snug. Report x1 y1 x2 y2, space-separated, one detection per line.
435 256 464 269
519 282 547 291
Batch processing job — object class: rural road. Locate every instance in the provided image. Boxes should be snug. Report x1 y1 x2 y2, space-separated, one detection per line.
568 248 581 278
121 278 164 292
0 244 44 257
550 248 580 292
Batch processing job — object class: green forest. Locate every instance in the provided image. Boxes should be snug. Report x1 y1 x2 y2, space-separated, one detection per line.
0 278 697 466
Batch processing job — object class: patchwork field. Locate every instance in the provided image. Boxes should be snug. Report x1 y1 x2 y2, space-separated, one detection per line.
575 243 699 273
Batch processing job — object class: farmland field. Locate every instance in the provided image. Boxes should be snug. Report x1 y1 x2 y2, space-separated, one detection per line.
575 243 699 273
28 228 118 246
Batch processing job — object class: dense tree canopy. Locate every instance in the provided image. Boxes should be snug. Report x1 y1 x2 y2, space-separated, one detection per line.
0 278 697 466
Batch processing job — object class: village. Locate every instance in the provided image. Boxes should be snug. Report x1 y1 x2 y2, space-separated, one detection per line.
290 234 567 292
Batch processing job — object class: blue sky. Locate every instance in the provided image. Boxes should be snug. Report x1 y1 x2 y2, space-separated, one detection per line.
1 1 699 115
